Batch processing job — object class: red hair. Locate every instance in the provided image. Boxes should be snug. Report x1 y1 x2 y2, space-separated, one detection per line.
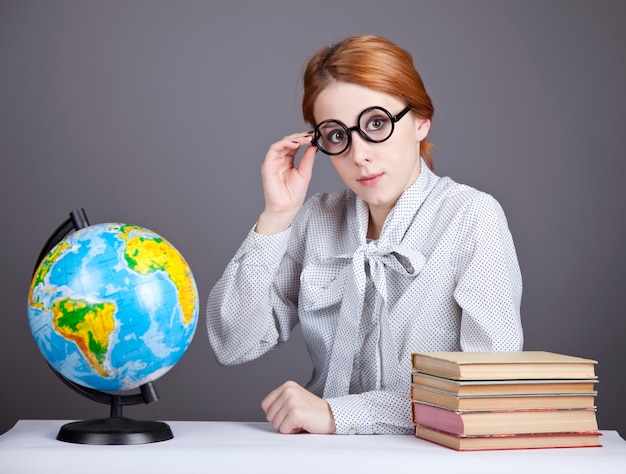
302 35 435 169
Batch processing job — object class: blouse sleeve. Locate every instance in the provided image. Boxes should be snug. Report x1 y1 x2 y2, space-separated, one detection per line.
453 192 524 351
206 225 302 366
328 390 414 434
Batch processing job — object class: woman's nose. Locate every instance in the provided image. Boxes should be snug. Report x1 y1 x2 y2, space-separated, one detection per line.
348 133 373 164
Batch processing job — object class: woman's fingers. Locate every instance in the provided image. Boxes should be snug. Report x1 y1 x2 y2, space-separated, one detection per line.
297 141 317 182
261 381 303 434
263 132 313 174
261 381 335 434
256 131 317 234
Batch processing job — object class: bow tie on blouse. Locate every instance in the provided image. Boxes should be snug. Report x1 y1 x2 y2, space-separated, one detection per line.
322 241 426 399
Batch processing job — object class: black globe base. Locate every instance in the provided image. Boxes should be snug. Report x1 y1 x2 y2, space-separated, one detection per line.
57 417 173 445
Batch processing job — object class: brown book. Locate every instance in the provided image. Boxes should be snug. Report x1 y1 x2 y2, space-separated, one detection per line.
410 384 597 411
411 371 598 395
414 425 602 451
411 351 598 381
411 402 598 436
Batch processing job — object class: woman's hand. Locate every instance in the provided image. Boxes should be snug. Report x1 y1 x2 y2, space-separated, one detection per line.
261 380 336 434
255 132 317 235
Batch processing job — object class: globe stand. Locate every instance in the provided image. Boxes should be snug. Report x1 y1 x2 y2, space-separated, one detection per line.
35 208 174 445
57 417 173 445
55 378 173 445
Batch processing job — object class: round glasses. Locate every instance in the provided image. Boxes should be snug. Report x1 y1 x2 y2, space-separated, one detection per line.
311 106 411 156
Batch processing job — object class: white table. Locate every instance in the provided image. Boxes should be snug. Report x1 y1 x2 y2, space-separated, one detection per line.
1 420 625 473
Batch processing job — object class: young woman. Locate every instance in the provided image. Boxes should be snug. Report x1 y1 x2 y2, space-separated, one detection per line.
207 35 523 435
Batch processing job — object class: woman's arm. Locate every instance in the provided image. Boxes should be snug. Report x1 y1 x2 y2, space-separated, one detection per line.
206 227 301 366
453 193 524 352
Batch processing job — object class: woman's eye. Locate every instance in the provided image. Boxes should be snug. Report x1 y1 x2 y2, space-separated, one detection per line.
328 130 345 143
366 117 386 131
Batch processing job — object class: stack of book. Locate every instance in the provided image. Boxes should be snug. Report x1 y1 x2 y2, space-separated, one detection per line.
410 351 601 451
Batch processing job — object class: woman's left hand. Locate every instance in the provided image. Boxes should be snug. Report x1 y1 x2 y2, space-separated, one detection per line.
261 380 336 434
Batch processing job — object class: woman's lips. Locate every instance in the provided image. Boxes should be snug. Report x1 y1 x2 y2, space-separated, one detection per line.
357 173 383 186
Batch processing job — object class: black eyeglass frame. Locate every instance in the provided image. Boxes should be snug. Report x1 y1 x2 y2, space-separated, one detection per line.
311 105 412 156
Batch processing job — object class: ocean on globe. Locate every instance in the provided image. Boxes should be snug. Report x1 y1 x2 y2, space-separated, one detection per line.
27 223 199 392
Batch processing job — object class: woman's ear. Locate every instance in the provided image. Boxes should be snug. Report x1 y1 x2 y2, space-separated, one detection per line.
415 117 431 142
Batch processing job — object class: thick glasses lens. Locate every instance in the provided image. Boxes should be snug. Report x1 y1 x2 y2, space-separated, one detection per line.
314 120 350 155
358 107 395 143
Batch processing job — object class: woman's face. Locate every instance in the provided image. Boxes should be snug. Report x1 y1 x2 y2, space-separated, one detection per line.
313 81 430 216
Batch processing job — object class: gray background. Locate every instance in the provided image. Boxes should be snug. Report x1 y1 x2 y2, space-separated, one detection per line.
1 0 625 437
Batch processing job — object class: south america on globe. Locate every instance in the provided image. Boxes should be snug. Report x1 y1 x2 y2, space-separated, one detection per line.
27 222 199 392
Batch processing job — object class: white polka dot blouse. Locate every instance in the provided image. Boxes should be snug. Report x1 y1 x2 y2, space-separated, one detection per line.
207 160 523 434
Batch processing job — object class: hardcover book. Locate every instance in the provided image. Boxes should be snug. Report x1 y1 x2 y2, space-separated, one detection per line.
410 384 597 411
411 351 598 381
414 425 602 451
411 372 598 395
411 402 599 436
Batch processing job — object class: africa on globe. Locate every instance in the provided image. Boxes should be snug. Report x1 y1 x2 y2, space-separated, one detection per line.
27 222 199 392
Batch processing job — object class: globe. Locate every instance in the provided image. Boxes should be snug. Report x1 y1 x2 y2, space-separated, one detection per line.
27 221 199 393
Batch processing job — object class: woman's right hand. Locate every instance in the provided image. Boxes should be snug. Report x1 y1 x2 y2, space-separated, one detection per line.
255 131 317 235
